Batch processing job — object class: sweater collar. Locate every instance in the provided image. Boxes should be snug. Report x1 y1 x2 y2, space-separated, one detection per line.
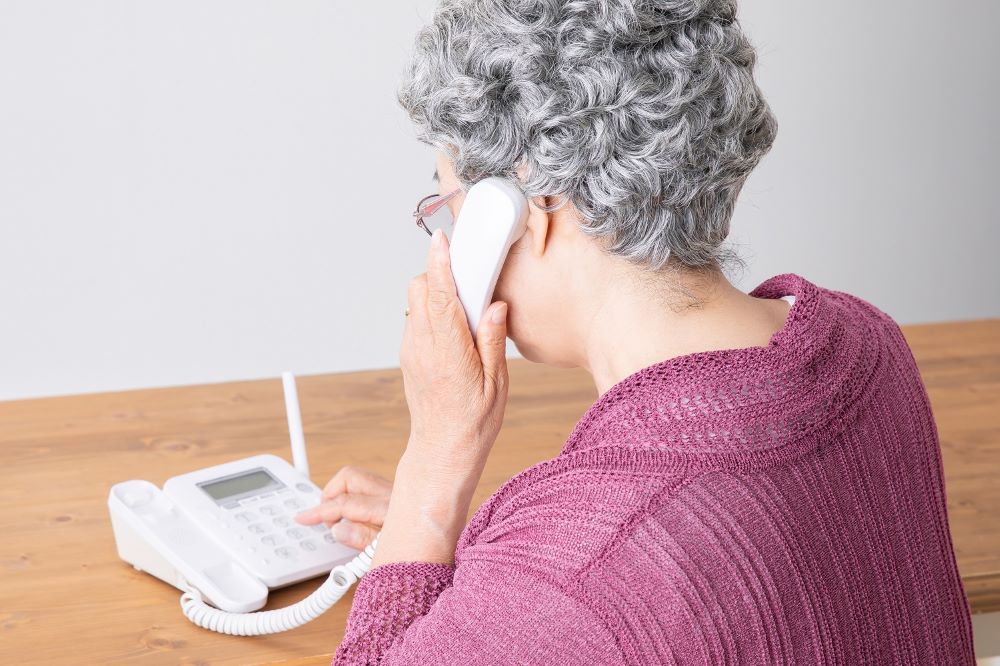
560 272 881 466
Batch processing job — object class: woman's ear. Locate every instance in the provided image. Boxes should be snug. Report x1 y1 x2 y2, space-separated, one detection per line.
525 195 554 258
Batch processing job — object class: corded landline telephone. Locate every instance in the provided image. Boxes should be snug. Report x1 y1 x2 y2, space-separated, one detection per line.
107 177 529 635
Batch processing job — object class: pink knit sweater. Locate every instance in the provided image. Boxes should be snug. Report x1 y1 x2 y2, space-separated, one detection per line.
332 272 975 665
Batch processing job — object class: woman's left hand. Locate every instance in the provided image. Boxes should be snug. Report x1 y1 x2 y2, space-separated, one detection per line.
399 227 510 478
370 227 510 567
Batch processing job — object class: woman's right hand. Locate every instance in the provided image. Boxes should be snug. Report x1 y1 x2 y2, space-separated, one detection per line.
293 466 391 550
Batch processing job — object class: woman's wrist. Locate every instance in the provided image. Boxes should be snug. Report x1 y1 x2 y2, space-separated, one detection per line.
369 443 487 568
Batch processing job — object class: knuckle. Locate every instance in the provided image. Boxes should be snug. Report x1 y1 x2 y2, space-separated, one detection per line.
408 274 426 295
426 290 454 317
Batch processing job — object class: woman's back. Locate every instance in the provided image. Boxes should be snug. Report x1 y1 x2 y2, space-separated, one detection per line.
334 272 975 665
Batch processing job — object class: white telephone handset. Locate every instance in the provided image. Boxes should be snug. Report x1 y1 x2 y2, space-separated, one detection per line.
108 177 528 635
449 176 529 335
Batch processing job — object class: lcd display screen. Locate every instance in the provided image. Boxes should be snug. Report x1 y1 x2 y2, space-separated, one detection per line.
199 469 278 501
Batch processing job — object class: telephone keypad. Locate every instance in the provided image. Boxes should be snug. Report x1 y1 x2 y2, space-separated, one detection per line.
221 482 339 564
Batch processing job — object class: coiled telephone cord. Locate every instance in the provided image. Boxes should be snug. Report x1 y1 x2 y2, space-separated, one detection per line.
179 534 379 635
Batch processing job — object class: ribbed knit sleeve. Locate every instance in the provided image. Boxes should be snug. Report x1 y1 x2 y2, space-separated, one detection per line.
332 561 455 664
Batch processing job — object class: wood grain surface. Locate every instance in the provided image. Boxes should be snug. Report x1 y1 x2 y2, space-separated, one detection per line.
1 318 997 665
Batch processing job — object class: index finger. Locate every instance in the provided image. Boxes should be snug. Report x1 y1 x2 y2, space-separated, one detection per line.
425 228 459 302
322 465 391 499
425 230 464 319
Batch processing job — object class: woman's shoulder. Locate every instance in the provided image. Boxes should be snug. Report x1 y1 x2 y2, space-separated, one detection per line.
454 447 694 586
817 281 928 393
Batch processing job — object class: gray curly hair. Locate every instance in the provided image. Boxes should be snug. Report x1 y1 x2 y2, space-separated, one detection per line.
397 0 777 274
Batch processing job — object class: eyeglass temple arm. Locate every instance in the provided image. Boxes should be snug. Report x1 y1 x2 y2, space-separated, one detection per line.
414 188 461 217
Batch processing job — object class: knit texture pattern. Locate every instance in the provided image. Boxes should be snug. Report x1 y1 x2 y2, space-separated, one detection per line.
332 272 975 665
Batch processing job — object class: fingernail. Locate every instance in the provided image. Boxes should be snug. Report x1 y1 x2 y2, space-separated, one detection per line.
431 227 443 247
491 302 507 324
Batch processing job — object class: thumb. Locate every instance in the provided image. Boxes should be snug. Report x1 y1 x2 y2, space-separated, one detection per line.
332 520 380 551
476 301 509 391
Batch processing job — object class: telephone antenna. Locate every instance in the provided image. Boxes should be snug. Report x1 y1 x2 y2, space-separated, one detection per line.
281 371 310 478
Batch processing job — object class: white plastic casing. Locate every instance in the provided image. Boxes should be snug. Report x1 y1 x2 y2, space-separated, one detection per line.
449 177 528 335
108 454 360 612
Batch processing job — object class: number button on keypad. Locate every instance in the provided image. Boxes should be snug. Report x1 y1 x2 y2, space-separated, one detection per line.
248 523 271 535
259 505 280 516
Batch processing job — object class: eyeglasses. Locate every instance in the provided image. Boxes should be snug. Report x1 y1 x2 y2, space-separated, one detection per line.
413 188 461 238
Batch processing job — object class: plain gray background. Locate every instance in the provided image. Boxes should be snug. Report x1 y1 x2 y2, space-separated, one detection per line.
1 0 997 402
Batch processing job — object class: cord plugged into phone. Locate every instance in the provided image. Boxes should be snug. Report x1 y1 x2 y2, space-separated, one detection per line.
107 177 528 634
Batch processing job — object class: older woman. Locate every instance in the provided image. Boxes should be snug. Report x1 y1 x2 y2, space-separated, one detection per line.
295 0 975 663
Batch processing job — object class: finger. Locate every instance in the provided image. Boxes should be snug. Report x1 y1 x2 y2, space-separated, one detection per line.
477 301 510 391
406 273 430 336
293 493 388 526
309 494 387 526
425 228 458 301
332 520 380 550
424 229 469 340
401 274 429 371
321 465 391 500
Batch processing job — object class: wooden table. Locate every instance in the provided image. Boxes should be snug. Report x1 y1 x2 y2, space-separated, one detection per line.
2 319 998 665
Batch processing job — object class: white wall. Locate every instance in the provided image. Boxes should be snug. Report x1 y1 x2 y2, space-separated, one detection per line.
1 0 997 401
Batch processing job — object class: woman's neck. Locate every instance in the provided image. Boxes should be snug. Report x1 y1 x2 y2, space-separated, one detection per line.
580 265 792 397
